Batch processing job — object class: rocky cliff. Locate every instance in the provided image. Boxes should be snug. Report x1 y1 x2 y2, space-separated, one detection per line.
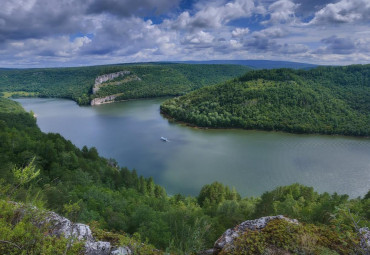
91 71 142 106
90 94 122 106
93 71 131 94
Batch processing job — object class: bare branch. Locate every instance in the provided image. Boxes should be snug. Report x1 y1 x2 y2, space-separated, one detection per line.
0 240 22 249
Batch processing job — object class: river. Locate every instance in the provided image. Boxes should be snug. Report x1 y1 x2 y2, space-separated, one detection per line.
16 98 370 198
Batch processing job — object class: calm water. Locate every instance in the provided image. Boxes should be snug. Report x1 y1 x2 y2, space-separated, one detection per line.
16 98 370 198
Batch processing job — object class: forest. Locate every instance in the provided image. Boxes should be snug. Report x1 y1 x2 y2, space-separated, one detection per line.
161 64 370 136
0 97 369 254
0 63 249 105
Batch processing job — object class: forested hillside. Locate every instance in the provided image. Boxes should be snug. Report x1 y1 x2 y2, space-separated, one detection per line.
0 63 249 105
161 65 370 136
0 97 369 254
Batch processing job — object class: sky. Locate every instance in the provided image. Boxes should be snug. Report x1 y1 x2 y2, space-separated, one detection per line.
1 0 369 67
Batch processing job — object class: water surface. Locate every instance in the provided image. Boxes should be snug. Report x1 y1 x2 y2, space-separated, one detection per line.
16 98 370 197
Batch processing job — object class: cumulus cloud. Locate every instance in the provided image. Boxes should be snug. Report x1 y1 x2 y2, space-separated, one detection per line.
0 0 370 67
293 0 337 16
81 17 178 57
86 0 180 17
263 0 299 24
182 31 214 46
0 0 180 43
0 0 96 40
169 0 256 30
309 0 370 24
314 36 357 55
2 35 91 60
232 28 250 38
252 27 288 38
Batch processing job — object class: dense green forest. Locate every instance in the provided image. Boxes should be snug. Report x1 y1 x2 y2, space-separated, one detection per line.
0 63 249 105
161 65 370 136
0 97 369 254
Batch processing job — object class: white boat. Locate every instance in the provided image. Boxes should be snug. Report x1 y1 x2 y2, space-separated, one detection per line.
160 137 169 142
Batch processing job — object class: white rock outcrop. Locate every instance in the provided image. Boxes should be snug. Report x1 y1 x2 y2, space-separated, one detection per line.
93 71 131 94
91 95 119 105
43 211 131 255
359 227 370 253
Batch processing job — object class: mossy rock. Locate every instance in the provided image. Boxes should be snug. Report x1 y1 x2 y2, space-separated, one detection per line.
220 219 359 255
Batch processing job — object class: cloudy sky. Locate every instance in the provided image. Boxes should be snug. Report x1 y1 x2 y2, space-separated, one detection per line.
1 0 369 67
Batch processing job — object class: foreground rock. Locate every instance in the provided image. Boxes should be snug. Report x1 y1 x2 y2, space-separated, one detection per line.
212 215 298 254
10 202 131 255
44 211 131 255
200 215 365 255
359 227 370 253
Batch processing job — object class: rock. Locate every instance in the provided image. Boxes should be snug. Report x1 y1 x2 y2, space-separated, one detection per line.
359 227 370 253
90 70 142 106
85 241 111 255
40 209 131 255
93 71 131 94
110 246 132 255
197 248 217 255
45 211 94 242
91 95 119 105
213 215 298 253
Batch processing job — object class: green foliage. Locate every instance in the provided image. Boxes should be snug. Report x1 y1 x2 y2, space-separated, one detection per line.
89 221 161 255
161 64 370 136
198 182 241 207
0 64 249 105
12 157 39 186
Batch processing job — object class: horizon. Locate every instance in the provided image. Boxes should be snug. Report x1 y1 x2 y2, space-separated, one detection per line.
1 0 370 68
0 59 321 69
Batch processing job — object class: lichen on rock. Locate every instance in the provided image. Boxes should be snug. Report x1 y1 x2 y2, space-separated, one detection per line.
214 215 298 252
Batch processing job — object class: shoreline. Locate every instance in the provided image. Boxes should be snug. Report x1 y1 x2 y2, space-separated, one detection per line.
160 110 370 139
11 95 369 139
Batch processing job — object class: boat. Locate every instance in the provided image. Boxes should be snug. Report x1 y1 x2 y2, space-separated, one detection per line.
160 137 169 142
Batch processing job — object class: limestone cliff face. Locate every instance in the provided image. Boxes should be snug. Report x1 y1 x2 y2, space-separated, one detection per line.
90 71 142 106
93 71 130 94
91 94 121 106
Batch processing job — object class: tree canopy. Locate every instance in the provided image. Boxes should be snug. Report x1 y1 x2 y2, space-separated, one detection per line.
161 64 370 136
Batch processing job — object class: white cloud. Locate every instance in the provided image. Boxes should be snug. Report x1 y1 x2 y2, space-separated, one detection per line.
170 0 256 30
309 0 370 25
252 27 288 38
232 28 250 37
182 31 214 45
263 0 299 24
1 0 370 67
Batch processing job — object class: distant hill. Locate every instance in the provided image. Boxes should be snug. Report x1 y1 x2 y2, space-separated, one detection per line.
174 60 318 70
161 64 370 136
0 63 250 105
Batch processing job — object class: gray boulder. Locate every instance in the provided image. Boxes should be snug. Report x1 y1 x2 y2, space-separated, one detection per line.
359 227 370 254
41 210 131 255
110 246 132 255
213 215 298 253
85 241 111 255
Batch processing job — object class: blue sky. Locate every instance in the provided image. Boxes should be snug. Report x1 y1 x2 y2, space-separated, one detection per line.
0 0 369 67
